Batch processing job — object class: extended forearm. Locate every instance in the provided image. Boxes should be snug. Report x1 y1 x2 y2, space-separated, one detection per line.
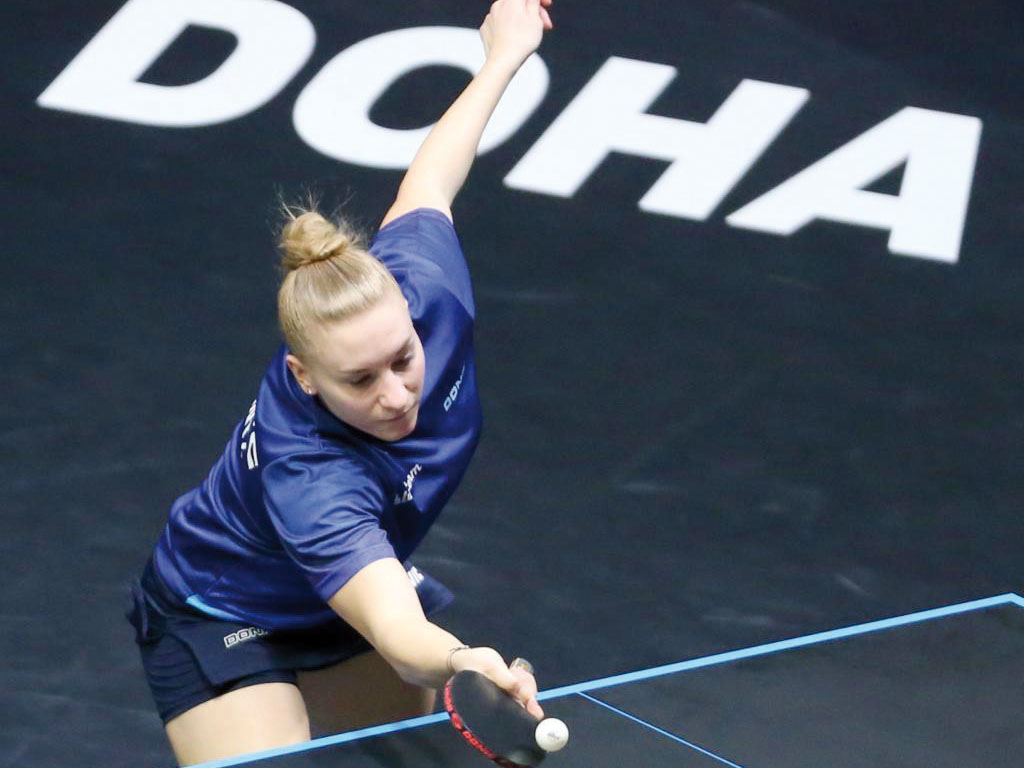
370 615 466 689
372 615 530 714
328 559 541 714
381 0 549 225
394 58 520 211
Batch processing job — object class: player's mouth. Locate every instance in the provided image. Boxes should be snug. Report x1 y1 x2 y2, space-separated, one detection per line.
386 403 418 423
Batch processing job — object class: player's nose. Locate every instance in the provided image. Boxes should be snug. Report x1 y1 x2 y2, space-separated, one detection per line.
379 370 410 412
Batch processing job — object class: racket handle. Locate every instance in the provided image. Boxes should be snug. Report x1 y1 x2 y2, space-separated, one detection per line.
510 657 534 675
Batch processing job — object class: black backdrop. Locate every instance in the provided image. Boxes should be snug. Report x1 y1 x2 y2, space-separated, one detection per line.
3 2 1022 766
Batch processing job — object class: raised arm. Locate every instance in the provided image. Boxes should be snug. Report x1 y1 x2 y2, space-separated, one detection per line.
380 0 553 227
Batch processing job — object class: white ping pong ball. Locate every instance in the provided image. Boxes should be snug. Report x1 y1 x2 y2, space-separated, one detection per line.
535 717 569 752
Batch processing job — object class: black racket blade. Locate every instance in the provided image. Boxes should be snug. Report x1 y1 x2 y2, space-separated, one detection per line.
444 670 546 768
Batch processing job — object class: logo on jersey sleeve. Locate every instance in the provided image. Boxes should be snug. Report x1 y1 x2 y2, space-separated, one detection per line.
393 463 423 505
239 399 259 469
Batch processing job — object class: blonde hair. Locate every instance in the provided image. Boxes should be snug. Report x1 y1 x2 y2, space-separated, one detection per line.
277 204 401 359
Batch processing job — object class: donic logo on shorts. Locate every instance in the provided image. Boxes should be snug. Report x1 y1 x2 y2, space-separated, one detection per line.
223 627 269 649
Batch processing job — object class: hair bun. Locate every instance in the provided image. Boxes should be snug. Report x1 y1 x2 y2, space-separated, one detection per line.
275 201 398 359
278 211 358 271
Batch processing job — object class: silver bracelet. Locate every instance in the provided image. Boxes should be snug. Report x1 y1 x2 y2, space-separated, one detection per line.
446 645 471 676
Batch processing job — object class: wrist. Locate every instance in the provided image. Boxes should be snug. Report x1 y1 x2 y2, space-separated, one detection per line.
446 645 471 677
446 645 507 677
480 51 528 78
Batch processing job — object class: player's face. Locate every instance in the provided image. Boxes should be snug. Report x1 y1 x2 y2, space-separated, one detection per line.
291 292 425 441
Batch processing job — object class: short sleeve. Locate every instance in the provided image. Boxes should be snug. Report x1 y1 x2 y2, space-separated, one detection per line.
371 208 475 317
262 452 396 601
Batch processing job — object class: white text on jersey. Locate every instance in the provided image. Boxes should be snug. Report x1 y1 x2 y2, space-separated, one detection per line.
394 463 423 505
444 365 466 412
240 399 259 470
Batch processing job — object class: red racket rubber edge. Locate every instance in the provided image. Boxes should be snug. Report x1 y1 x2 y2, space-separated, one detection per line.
444 679 529 768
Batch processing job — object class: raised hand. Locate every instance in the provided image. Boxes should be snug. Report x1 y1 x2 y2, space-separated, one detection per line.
480 0 554 70
381 0 556 227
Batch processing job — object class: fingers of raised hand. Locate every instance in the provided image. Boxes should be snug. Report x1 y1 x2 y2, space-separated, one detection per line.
487 0 550 30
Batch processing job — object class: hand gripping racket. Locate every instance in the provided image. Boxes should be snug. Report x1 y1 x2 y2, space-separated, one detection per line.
444 660 568 767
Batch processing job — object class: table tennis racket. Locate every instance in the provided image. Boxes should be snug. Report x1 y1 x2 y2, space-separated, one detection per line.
444 664 552 768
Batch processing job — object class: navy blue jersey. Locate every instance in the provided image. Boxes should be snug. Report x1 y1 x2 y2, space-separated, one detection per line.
151 208 482 629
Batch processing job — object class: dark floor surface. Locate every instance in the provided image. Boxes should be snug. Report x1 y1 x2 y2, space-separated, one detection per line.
196 597 1024 767
2 1 1022 766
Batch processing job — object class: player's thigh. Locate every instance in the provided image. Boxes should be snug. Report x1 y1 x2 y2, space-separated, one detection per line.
298 650 436 736
165 681 310 766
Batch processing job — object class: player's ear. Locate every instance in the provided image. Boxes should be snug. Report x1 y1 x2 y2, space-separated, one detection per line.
286 353 316 395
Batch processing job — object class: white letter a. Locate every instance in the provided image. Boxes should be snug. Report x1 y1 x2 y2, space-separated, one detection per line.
727 107 983 263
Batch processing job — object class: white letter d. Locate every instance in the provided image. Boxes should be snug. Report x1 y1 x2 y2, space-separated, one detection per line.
36 0 315 127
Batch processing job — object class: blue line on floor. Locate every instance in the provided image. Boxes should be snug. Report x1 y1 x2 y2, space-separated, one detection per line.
578 692 749 768
539 593 1022 700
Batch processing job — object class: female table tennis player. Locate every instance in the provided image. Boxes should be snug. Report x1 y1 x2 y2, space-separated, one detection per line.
126 1 552 763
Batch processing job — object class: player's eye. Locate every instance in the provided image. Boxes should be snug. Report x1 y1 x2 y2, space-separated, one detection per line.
347 374 373 388
393 354 413 371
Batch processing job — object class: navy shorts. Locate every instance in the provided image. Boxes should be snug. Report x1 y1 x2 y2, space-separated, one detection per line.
126 560 453 723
